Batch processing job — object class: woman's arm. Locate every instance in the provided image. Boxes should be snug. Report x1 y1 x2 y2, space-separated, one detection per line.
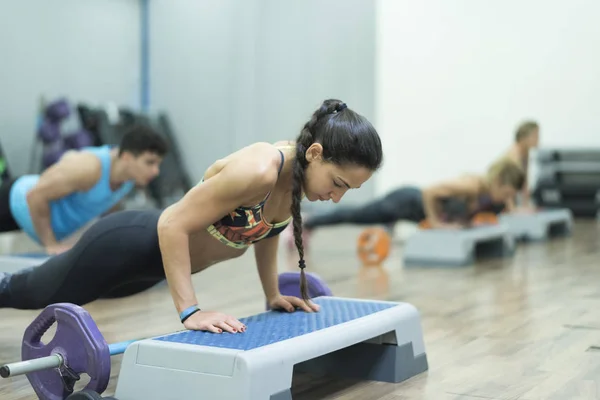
157 154 279 316
253 235 281 302
421 175 480 227
254 234 319 313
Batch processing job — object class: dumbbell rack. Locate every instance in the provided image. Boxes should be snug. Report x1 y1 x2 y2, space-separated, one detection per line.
531 147 600 218
0 139 10 184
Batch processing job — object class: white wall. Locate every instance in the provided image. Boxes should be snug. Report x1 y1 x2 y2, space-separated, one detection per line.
149 0 377 208
149 0 241 182
375 0 600 196
0 0 141 176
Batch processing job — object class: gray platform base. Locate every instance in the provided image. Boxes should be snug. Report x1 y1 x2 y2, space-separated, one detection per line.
499 208 573 241
403 224 515 267
0 255 47 273
114 297 428 400
295 341 427 383
270 342 427 400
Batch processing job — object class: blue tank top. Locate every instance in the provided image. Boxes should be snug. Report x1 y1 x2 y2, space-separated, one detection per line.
9 145 135 243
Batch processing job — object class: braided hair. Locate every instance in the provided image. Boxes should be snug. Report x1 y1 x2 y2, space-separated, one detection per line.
291 99 383 302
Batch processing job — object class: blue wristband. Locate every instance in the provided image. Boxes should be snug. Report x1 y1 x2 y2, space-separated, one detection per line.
179 305 201 323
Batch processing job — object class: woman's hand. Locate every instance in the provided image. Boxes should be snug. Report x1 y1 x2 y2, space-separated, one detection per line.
183 310 246 333
268 295 320 313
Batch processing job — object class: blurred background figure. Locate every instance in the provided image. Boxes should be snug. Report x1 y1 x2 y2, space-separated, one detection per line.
500 120 540 212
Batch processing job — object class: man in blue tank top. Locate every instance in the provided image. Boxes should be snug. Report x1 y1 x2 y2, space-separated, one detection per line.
0 125 168 254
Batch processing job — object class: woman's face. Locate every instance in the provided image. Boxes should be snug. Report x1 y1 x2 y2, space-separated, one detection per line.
301 144 374 203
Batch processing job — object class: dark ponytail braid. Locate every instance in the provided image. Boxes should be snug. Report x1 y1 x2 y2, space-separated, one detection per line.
291 99 354 302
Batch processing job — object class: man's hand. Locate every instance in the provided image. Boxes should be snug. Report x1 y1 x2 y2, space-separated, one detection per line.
45 242 73 255
513 205 537 214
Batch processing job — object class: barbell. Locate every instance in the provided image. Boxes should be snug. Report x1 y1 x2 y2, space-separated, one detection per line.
1 273 333 399
0 302 140 399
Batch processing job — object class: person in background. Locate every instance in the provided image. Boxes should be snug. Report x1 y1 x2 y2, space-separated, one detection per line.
296 157 525 237
0 125 168 254
0 99 383 335
501 120 540 212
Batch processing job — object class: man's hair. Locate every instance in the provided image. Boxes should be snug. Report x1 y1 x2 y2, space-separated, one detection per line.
515 121 539 142
118 125 168 157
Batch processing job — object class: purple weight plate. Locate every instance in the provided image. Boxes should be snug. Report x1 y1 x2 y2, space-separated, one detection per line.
280 271 333 298
22 303 111 400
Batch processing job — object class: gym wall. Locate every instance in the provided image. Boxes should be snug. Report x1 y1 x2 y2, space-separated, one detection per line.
148 0 377 210
374 0 600 197
0 0 141 176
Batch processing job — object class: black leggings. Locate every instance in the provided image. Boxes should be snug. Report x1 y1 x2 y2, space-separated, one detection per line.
0 177 20 233
1 209 165 310
304 186 426 229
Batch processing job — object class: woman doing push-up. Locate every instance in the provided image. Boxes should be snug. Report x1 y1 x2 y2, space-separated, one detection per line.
0 99 383 334
302 157 525 232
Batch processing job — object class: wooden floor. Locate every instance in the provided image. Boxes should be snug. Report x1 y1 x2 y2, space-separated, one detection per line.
1 219 600 399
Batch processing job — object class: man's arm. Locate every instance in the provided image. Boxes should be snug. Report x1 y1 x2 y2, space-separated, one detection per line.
26 152 101 249
502 147 533 211
505 197 516 212
520 173 532 206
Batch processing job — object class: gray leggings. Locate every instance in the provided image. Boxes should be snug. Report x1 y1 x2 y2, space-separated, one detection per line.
304 186 426 229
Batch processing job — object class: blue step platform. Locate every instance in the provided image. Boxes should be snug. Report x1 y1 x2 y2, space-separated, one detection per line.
115 296 429 400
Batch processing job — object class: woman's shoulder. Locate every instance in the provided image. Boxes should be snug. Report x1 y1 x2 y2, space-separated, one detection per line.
203 141 287 185
234 141 287 173
247 140 295 154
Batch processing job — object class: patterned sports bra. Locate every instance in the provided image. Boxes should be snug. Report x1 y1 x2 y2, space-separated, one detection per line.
202 149 292 249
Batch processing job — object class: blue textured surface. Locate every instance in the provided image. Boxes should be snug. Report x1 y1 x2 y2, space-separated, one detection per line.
154 297 398 351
